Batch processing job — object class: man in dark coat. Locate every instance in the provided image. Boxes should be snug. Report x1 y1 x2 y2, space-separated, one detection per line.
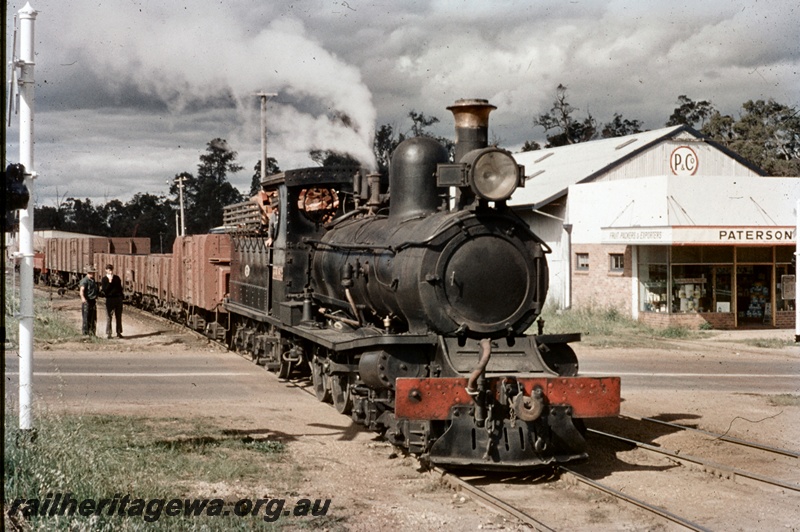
101 264 124 339
79 266 98 335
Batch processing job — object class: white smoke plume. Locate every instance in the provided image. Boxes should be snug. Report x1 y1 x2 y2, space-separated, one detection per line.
60 4 377 169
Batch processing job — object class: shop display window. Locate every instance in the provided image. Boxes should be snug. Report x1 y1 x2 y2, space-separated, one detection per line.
639 264 668 312
637 245 793 322
671 265 709 313
736 265 771 322
713 267 732 312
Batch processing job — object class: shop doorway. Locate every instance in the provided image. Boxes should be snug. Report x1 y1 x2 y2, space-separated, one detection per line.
736 265 772 327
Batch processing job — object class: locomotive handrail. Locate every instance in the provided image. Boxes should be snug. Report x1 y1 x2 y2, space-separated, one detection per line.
303 239 397 253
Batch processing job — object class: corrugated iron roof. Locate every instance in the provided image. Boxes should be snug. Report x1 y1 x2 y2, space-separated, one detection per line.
509 125 689 209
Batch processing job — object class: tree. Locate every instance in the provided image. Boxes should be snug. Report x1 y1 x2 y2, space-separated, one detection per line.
60 198 106 235
119 193 173 250
35 205 62 230
373 123 400 174
408 110 439 137
249 158 281 197
404 110 454 159
666 95 716 128
182 139 244 234
520 140 542 152
534 84 597 147
100 199 127 234
601 113 643 138
701 99 800 176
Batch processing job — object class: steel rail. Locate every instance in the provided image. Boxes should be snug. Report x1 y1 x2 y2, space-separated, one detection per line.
559 467 712 532
430 467 556 532
624 415 800 459
589 428 800 492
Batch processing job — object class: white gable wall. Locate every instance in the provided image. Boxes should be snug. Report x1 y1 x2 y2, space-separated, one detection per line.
597 137 763 183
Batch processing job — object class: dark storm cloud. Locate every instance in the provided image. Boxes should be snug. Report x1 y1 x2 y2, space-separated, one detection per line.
4 0 798 206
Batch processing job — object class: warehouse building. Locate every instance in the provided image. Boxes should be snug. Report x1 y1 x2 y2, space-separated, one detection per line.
510 125 798 329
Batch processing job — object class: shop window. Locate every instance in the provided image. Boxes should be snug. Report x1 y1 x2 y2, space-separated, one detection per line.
672 246 702 264
609 254 624 272
737 246 772 263
639 264 667 313
702 246 733 263
672 245 733 264
776 246 794 263
737 265 771 321
713 267 732 312
672 265 709 313
639 246 668 264
576 253 589 271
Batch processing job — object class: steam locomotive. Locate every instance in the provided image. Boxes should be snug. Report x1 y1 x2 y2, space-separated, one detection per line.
224 99 620 469
37 99 619 469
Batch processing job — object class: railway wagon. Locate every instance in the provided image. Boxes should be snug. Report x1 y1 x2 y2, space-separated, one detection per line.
43 237 150 289
95 234 231 335
172 234 232 339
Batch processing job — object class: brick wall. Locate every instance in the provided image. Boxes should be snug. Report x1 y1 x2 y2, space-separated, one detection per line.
571 244 632 311
638 312 736 330
775 311 796 329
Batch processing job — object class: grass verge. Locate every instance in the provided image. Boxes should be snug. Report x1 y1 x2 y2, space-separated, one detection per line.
536 306 703 348
3 410 342 531
767 394 800 407
5 287 83 347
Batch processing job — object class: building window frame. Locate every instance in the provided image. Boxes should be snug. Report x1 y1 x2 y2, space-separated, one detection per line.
609 253 624 272
576 253 589 271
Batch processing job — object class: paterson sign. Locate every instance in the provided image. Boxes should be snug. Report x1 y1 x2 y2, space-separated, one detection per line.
602 226 796 245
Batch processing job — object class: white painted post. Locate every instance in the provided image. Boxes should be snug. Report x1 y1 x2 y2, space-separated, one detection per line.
17 2 38 431
795 199 799 342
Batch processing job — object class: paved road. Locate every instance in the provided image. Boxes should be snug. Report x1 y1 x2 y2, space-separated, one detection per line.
4 347 317 422
5 340 798 411
581 349 799 393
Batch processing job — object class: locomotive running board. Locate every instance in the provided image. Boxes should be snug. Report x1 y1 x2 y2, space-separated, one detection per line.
395 376 621 420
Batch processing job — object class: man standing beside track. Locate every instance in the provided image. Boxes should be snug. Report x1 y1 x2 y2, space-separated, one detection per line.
79 266 98 336
101 264 124 339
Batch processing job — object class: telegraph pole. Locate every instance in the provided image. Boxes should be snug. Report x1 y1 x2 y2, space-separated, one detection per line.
174 175 187 236
256 92 277 182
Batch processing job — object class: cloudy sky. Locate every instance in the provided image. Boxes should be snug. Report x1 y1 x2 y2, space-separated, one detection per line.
4 0 799 207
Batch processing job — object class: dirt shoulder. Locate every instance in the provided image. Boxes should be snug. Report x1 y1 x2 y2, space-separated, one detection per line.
7 291 799 530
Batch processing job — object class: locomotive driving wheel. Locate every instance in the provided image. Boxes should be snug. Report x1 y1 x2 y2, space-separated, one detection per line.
311 355 332 403
330 373 353 414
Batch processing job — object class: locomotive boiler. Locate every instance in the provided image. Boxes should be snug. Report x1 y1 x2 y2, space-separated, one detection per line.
224 99 620 469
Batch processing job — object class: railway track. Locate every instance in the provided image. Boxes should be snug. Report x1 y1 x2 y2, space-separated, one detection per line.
589 428 800 492
629 414 800 458
427 416 800 531
118 301 798 530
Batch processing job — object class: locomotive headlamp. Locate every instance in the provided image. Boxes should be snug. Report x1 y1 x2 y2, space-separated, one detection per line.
437 148 524 203
469 149 522 201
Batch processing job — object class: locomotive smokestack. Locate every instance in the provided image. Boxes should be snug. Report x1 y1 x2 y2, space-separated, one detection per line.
447 99 496 163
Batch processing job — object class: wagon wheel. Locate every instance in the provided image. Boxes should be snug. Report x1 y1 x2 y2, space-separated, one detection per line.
311 357 332 403
330 373 353 414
